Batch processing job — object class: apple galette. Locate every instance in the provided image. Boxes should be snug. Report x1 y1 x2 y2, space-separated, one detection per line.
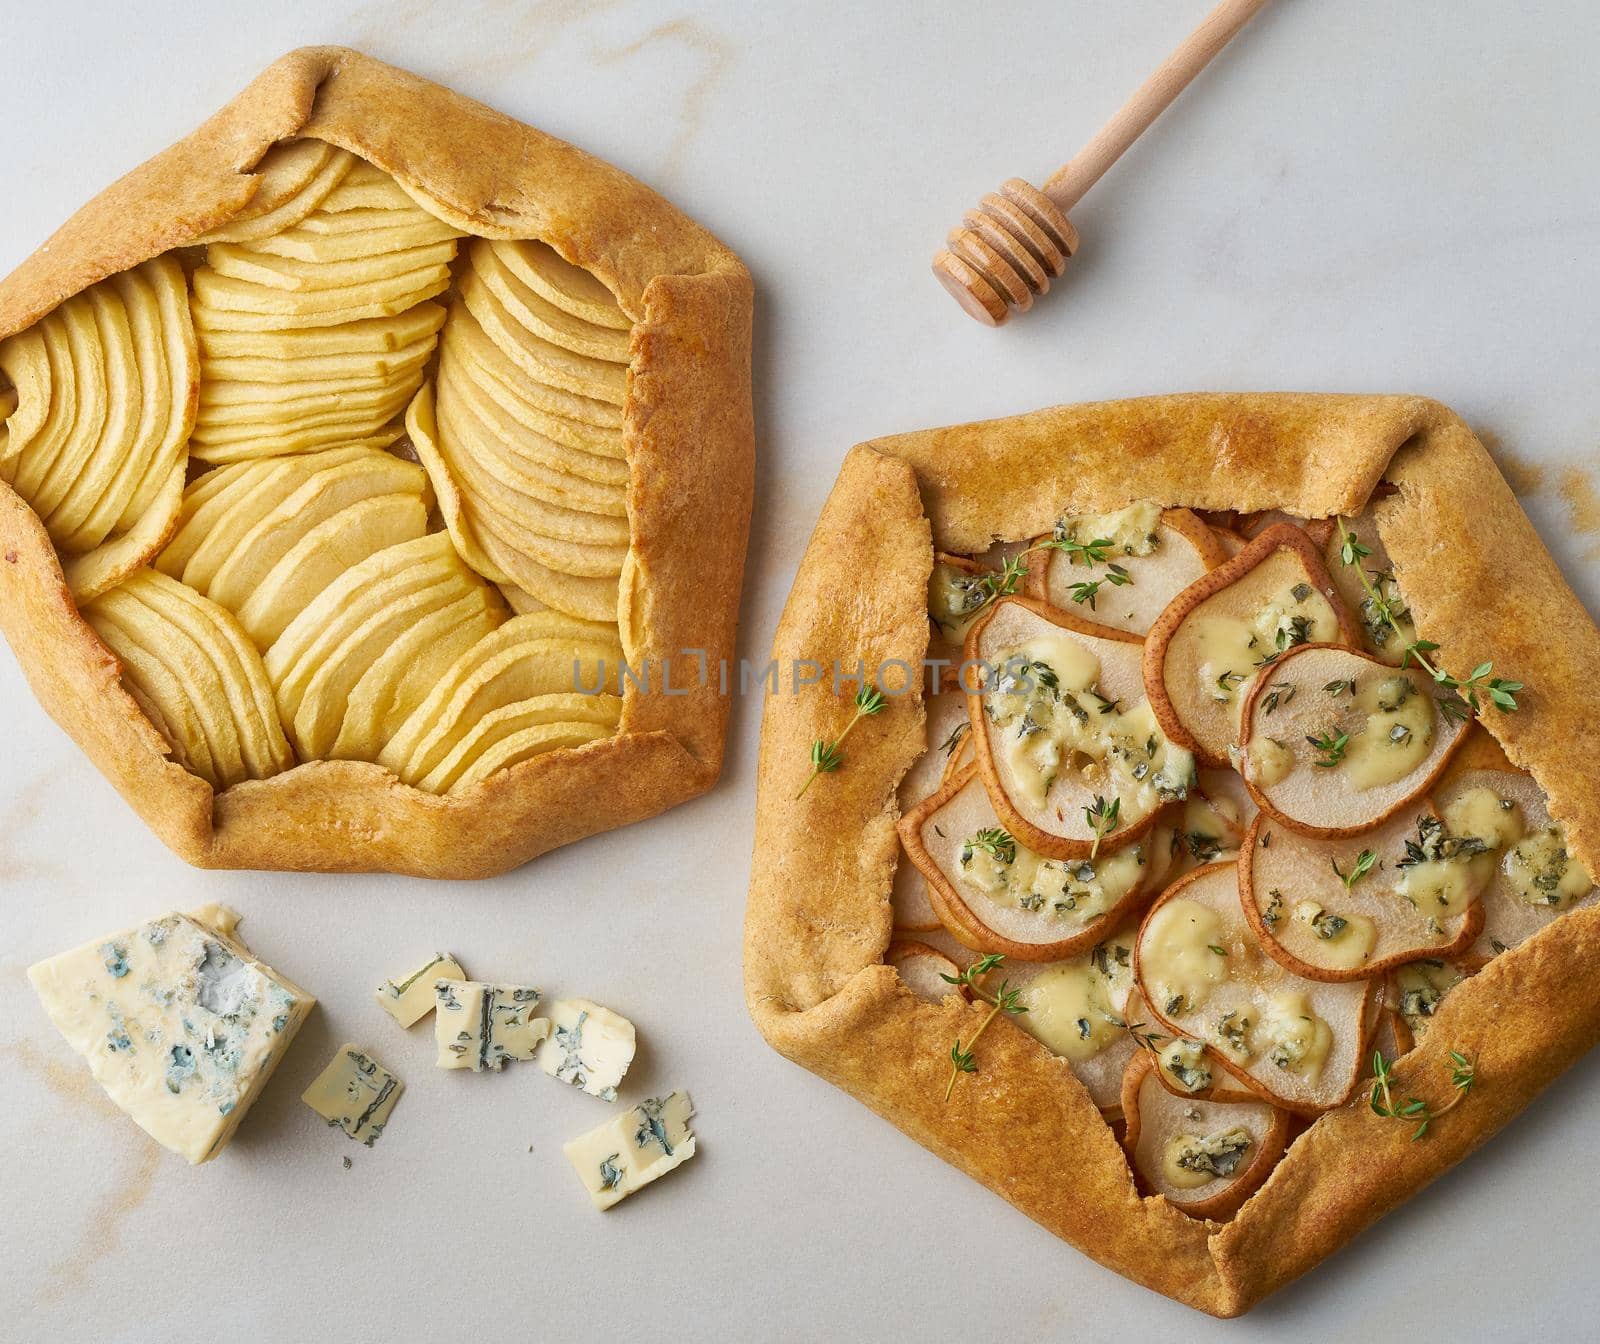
0 47 752 876
746 394 1600 1315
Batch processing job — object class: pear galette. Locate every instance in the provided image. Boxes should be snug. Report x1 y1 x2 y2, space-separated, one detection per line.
746 394 1600 1315
0 48 752 876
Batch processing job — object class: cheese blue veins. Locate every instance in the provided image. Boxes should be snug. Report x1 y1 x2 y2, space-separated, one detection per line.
302 1044 404 1146
958 825 1147 926
983 633 1195 816
27 907 314 1164
537 998 637 1101
434 979 549 1071
563 1091 697 1210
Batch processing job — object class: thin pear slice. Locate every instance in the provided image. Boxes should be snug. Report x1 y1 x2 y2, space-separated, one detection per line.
236 492 429 648
490 239 631 330
332 584 507 759
1430 731 1600 960
379 614 624 785
288 570 481 759
1147 787 1248 894
265 532 460 722
966 597 1195 859
1389 958 1476 1053
459 267 627 405
194 304 445 360
125 571 293 779
417 692 622 793
442 304 625 445
474 241 631 361
1120 1050 1288 1220
1323 507 1418 666
1238 644 1468 836
197 143 355 243
999 928 1144 1113
1026 506 1228 636
445 718 614 794
1241 805 1481 982
1133 863 1376 1114
1145 523 1358 768
893 687 972 933
898 760 1160 961
884 940 964 1004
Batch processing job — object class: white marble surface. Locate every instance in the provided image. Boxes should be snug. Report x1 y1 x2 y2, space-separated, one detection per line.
3 2 1599 1339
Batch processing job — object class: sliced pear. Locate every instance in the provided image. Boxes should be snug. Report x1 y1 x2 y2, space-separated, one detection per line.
1025 506 1227 636
1429 731 1600 960
893 688 972 933
235 491 429 647
417 692 621 793
1242 806 1481 982
332 584 507 759
378 612 624 785
1236 510 1332 544
898 761 1159 961
1133 862 1376 1114
1238 644 1468 835
197 142 355 243
927 550 1005 667
1120 1050 1288 1219
1148 788 1247 892
474 241 631 361
445 718 615 794
1323 508 1418 666
265 532 463 727
884 940 963 1004
1389 958 1475 1053
459 267 627 405
1145 523 1357 767
442 303 625 447
491 238 630 330
966 597 1195 859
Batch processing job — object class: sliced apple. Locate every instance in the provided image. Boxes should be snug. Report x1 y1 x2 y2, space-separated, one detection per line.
247 212 462 263
1429 730 1600 960
1024 505 1227 636
490 239 631 331
194 305 446 361
12 297 106 509
1144 523 1358 768
1238 644 1469 835
473 242 631 362
445 718 615 794
1133 862 1376 1114
1241 805 1482 982
377 610 624 784
416 691 622 794
1120 1050 1288 1220
0 328 50 466
897 760 1161 961
197 142 355 244
315 159 420 213
965 597 1195 859
204 238 459 292
885 940 963 1004
458 266 626 406
192 268 451 327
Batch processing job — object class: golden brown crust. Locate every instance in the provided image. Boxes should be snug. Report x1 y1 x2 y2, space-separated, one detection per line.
745 394 1600 1316
0 48 754 876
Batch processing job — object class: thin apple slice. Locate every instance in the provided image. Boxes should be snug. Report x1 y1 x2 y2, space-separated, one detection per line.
1429 731 1600 960
490 238 631 331
459 267 626 405
416 692 623 794
897 761 1161 961
1024 505 1227 636
248 213 461 263
194 304 445 361
196 142 355 244
1120 1050 1288 1220
965 597 1195 859
1144 523 1357 768
474 242 631 362
1238 643 1469 835
885 941 963 1003
1241 805 1482 981
444 718 615 794
1133 863 1376 1114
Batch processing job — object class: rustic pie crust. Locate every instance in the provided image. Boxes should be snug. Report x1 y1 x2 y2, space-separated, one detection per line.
744 394 1600 1315
0 48 753 876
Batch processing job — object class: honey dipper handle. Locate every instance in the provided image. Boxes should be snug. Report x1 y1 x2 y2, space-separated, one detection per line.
1043 0 1272 212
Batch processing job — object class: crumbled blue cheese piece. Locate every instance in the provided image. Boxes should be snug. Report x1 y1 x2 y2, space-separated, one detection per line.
537 998 637 1101
564 1092 696 1210
376 952 466 1027
434 980 549 1071
302 1044 403 1145
27 910 314 1164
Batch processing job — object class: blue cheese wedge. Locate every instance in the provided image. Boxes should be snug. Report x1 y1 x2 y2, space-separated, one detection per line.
564 1091 696 1210
537 998 637 1101
302 1044 403 1145
27 909 314 1164
376 952 467 1027
434 980 549 1071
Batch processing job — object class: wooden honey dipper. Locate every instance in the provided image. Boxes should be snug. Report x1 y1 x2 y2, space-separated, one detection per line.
933 0 1273 325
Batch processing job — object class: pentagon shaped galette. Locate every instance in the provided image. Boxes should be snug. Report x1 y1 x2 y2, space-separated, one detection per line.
745 394 1600 1315
0 48 752 876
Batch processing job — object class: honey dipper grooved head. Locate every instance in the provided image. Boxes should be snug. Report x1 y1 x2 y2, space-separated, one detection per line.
933 178 1080 325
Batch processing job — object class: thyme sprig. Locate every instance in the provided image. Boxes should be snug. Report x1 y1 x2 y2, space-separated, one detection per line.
1067 563 1131 611
1084 794 1121 858
954 533 1138 627
1307 728 1350 768
1332 848 1377 891
1335 518 1523 718
1370 1049 1476 1140
796 683 887 798
940 953 1028 1101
